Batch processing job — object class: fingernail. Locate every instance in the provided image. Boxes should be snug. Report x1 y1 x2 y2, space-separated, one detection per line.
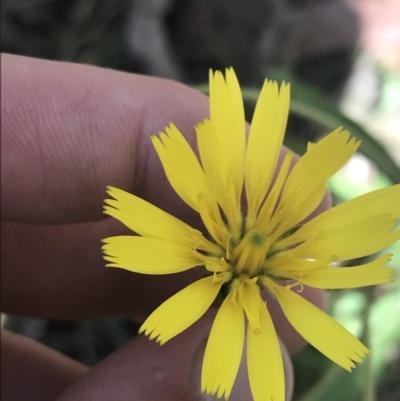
192 338 294 401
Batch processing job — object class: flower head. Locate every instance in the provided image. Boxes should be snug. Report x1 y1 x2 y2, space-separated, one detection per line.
102 69 400 401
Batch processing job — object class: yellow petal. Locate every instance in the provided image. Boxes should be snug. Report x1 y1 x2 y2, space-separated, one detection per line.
274 129 360 238
139 276 223 344
296 254 394 289
197 192 229 247
265 253 330 278
287 184 400 245
238 280 261 332
104 186 206 249
196 119 240 232
247 299 285 401
202 289 245 399
246 80 290 219
264 279 369 371
151 124 211 211
196 119 229 202
255 150 294 233
102 236 203 274
209 69 246 202
292 214 400 262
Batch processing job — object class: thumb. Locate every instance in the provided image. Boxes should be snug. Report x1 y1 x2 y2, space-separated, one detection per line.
56 311 294 401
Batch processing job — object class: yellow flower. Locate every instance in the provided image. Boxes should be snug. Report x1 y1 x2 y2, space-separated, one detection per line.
102 69 400 401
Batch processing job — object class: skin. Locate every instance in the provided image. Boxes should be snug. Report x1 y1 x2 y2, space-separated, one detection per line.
1 54 329 401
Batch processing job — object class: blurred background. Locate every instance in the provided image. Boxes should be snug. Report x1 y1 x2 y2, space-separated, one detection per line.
1 0 399 400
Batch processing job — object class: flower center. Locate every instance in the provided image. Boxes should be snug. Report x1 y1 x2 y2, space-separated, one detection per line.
226 229 272 277
248 230 268 247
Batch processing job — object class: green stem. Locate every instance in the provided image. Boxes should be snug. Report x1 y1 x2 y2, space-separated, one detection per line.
361 287 376 401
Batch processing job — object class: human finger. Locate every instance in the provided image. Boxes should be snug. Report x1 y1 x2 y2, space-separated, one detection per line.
1 53 209 225
56 312 294 401
1 330 88 401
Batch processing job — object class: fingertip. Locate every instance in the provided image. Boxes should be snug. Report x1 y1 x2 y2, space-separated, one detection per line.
1 331 87 401
55 312 215 401
1 54 209 224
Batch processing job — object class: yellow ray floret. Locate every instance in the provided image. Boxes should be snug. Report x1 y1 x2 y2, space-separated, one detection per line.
297 254 394 289
254 150 294 233
247 297 284 401
104 186 216 252
202 289 245 399
196 119 240 232
292 214 400 262
264 279 370 371
209 69 246 204
151 124 212 212
139 276 225 344
245 80 290 220
284 184 400 245
273 129 360 238
102 236 203 274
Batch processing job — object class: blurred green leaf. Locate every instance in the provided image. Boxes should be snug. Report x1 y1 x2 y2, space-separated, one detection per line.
386 240 400 273
370 288 400 378
298 364 363 401
378 66 400 114
331 290 365 338
328 156 392 201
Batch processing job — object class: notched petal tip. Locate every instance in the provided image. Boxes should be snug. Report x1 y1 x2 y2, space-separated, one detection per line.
105 185 114 194
140 324 166 345
101 237 114 245
140 277 222 346
104 260 120 269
